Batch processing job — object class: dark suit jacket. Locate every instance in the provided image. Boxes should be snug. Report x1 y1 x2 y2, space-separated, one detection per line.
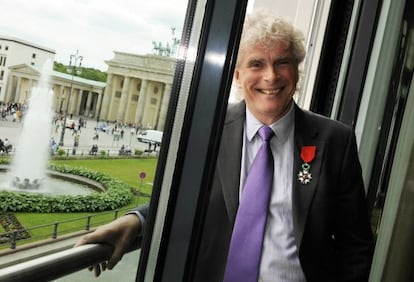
192 101 374 281
137 101 374 281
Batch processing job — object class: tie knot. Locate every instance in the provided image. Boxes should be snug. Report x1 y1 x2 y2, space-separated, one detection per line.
258 126 274 142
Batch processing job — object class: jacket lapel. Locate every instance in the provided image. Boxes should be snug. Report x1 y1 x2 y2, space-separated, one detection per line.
217 102 326 243
292 106 325 249
217 102 245 222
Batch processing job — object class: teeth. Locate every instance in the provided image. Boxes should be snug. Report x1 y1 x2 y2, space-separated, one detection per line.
261 89 280 95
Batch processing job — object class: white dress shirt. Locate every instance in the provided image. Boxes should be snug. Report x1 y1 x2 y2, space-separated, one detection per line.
240 103 306 281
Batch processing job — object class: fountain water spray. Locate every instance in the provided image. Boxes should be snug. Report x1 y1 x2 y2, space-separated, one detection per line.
7 59 54 191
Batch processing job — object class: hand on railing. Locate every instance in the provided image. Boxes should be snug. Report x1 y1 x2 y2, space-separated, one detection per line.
74 214 142 277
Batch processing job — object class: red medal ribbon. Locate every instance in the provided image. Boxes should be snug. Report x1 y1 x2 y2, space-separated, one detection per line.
301 146 316 163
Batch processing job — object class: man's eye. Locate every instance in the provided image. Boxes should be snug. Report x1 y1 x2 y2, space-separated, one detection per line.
276 59 293 67
249 62 262 68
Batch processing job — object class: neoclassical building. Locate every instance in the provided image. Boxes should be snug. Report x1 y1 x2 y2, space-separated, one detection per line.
1 34 177 131
4 64 105 120
100 51 176 130
0 35 56 102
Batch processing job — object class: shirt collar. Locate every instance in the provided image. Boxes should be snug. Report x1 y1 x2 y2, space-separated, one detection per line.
245 102 295 143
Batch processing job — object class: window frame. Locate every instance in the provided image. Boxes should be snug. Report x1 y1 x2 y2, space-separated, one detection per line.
136 0 249 281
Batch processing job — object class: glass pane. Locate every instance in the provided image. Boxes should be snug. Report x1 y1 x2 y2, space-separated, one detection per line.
191 0 373 281
234 0 332 109
0 0 189 280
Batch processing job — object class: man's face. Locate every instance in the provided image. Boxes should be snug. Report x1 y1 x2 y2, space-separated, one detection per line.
235 41 298 125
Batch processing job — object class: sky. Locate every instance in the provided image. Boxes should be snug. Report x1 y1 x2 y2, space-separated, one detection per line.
0 0 189 71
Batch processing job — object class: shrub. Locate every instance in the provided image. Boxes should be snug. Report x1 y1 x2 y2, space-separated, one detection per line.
0 164 132 213
134 149 143 156
99 150 106 157
57 148 66 156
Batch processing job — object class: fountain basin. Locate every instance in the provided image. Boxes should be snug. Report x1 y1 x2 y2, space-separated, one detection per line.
0 164 132 213
0 166 103 195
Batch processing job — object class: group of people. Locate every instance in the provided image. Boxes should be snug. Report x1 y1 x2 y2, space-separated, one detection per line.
0 102 25 122
118 145 132 155
52 114 87 135
50 137 59 155
0 138 12 154
89 144 99 155
75 11 374 281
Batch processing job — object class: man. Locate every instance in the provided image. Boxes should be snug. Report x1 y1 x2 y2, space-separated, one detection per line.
76 11 374 281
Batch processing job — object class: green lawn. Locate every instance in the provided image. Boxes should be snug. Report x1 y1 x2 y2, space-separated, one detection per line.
1 157 158 248
50 158 158 195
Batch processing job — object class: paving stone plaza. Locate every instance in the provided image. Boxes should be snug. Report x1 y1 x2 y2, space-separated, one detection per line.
0 115 156 158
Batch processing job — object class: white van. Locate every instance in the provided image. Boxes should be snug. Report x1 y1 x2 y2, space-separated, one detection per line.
136 130 163 146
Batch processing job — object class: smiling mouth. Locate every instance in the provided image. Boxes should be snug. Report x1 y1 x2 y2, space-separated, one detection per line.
258 88 283 95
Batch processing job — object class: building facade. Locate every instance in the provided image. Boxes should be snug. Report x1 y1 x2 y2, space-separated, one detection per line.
3 64 106 121
100 51 176 130
1 36 176 131
0 36 55 102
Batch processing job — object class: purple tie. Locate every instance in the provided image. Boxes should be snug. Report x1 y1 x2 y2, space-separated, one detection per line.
224 126 274 282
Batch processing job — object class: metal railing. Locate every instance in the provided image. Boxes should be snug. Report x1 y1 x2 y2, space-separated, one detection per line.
0 238 140 281
0 243 114 281
0 209 124 250
0 210 141 281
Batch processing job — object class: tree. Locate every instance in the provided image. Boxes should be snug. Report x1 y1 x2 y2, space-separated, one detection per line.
53 61 107 82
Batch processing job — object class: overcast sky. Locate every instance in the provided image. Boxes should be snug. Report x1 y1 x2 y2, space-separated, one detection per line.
0 0 188 71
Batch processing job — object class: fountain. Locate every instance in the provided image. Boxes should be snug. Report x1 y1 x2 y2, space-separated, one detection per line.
0 60 99 196
0 60 131 211
2 59 54 192
0 59 95 195
10 60 53 191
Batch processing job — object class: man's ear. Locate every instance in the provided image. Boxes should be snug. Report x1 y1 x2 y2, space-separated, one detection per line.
292 67 298 86
234 69 241 88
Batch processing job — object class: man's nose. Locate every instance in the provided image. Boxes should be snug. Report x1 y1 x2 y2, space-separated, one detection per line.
263 66 278 81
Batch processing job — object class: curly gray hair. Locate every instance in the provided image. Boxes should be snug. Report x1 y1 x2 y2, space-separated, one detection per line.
237 11 306 67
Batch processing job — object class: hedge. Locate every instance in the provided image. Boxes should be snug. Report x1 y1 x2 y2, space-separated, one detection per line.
0 163 132 213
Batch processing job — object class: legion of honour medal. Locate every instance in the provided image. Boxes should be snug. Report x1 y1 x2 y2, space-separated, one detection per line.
298 146 316 185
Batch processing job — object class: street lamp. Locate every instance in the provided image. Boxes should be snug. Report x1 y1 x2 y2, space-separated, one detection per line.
58 50 83 146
